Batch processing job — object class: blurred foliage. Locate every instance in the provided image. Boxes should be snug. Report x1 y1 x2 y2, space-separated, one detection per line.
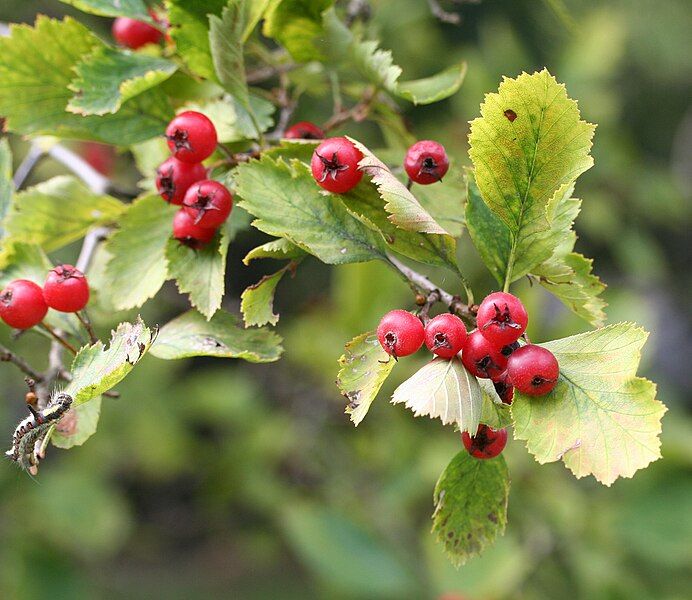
0 0 690 598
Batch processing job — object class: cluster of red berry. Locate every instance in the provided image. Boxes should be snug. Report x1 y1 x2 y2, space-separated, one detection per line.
111 13 167 50
156 111 234 249
0 266 90 330
376 292 560 460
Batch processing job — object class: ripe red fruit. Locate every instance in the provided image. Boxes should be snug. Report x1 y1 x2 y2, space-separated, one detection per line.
172 210 217 249
404 140 449 185
507 344 560 396
182 180 233 228
285 121 325 140
461 330 508 379
476 291 528 347
311 137 363 193
112 17 162 49
0 280 48 329
166 111 218 164
493 373 514 405
424 313 467 359
43 265 90 313
377 310 425 358
461 424 508 459
156 157 207 205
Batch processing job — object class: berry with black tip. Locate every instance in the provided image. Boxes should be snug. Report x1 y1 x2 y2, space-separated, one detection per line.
461 330 508 379
172 210 217 249
112 17 162 49
285 121 325 140
377 310 425 358
476 291 528 347
0 280 48 329
501 341 520 357
404 140 449 185
182 180 233 229
507 344 559 396
493 372 514 405
311 137 363 193
43 265 89 313
461 424 508 459
155 157 206 205
166 111 218 164
424 313 467 359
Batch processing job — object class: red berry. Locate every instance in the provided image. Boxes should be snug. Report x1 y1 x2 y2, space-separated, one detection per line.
0 280 48 329
404 140 449 185
112 17 162 49
493 372 514 405
377 310 425 358
461 424 508 459
461 330 508 379
424 313 467 359
172 210 217 249
311 137 363 193
285 121 325 140
507 345 559 396
166 111 218 164
43 265 90 313
182 180 233 229
476 291 528 347
155 157 207 205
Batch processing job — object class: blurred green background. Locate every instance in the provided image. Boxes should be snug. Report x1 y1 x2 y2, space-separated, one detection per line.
1 1 690 598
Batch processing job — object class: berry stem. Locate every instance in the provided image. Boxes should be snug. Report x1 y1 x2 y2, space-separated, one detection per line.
0 343 43 381
76 310 98 345
39 323 77 355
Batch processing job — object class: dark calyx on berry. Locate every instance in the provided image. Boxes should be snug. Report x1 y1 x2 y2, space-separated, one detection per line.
461 424 508 459
167 128 192 153
157 165 175 200
315 151 349 183
501 341 520 356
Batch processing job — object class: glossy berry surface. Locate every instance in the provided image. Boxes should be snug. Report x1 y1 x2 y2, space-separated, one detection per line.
404 140 449 185
476 291 528 346
461 330 508 379
507 344 559 396
43 265 90 313
182 180 233 229
461 424 508 459
112 17 162 49
285 121 325 140
0 280 48 329
166 111 218 164
377 310 425 358
172 210 217 250
424 313 467 359
311 137 363 193
155 157 206 205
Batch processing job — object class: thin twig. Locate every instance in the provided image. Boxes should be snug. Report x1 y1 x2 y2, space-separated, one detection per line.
267 71 297 141
76 226 110 273
39 323 77 355
323 87 377 132
13 145 45 189
76 311 98 345
246 62 297 84
0 343 43 381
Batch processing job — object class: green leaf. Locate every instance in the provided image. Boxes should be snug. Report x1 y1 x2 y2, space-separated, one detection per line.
337 332 395 427
240 0 272 41
64 317 155 406
478 379 513 429
0 139 13 237
166 0 227 81
234 156 385 264
59 0 151 20
396 62 468 105
468 70 595 288
209 1 249 108
151 310 283 362
51 397 102 449
414 164 467 238
241 263 295 327
243 237 306 264
1 176 124 258
391 357 482 433
511 323 666 486
0 17 172 144
104 194 176 311
263 0 335 62
68 47 177 115
184 95 275 143
432 451 510 566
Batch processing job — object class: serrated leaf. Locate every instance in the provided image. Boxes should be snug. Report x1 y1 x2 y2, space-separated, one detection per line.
337 332 395 426
241 263 294 327
104 194 176 311
349 139 448 235
391 357 482 432
478 379 513 429
151 310 283 362
234 156 386 264
511 323 666 486
184 95 275 143
396 62 468 105
0 17 172 144
1 176 124 259
64 317 154 406
210 0 249 108
68 47 177 115
414 165 467 238
432 451 509 566
59 0 151 20
51 397 102 449
468 70 595 288
243 238 306 264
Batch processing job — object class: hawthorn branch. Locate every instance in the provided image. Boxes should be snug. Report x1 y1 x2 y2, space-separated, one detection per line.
323 87 377 132
0 344 43 381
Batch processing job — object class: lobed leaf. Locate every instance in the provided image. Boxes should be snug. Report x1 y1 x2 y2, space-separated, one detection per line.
0 139 11 237
183 96 275 143
59 0 152 20
51 397 102 449
240 264 294 328
243 238 306 265
209 0 249 109
511 323 666 486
